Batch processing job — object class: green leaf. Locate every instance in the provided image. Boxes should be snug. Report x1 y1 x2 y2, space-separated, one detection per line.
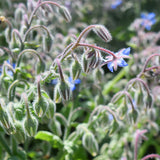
35 131 63 148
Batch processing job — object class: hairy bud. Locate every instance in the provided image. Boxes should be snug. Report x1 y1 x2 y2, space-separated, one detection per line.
59 6 72 22
24 114 38 137
71 59 82 80
59 81 71 101
14 121 26 143
46 99 56 119
93 25 112 42
0 101 16 134
33 96 49 117
82 132 99 156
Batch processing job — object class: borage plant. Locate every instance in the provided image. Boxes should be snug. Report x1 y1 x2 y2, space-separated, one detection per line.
0 0 160 160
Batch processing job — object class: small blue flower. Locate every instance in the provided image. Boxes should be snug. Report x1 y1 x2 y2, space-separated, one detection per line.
111 0 122 9
68 77 81 91
140 12 156 30
106 47 131 72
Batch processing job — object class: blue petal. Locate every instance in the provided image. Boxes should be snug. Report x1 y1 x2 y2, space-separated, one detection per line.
7 59 10 64
145 25 151 31
107 62 114 72
118 59 128 67
12 63 16 69
108 114 113 121
140 13 146 19
68 77 73 83
148 12 156 20
122 47 130 55
151 19 156 25
7 70 13 76
70 84 76 91
74 79 81 84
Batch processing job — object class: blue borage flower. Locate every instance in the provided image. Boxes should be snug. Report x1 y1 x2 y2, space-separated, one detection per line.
111 0 122 9
105 47 130 72
140 12 156 30
68 77 81 91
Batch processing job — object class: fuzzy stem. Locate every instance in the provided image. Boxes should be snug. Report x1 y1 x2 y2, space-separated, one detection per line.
37 75 41 99
22 93 30 118
17 49 43 67
126 78 150 95
3 61 15 75
144 66 159 72
12 29 24 50
63 105 73 140
0 47 14 60
55 113 68 128
28 1 60 27
77 43 116 58
23 25 51 42
73 25 97 47
134 130 148 160
56 59 65 81
124 91 135 111
141 154 160 160
138 53 160 77
8 80 29 101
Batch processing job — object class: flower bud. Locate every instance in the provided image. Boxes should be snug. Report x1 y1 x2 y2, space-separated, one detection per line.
82 132 99 156
81 49 102 73
0 101 16 135
36 60 46 74
93 25 112 43
128 109 138 124
59 5 72 22
54 85 62 103
46 99 56 119
13 103 26 121
76 123 88 136
43 35 53 52
88 50 102 69
109 120 119 135
81 53 90 73
71 59 82 80
59 81 71 101
14 121 26 143
33 96 49 117
24 114 38 137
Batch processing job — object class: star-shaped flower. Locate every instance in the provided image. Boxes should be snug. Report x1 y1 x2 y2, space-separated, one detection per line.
105 47 131 72
140 12 156 30
68 77 81 91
